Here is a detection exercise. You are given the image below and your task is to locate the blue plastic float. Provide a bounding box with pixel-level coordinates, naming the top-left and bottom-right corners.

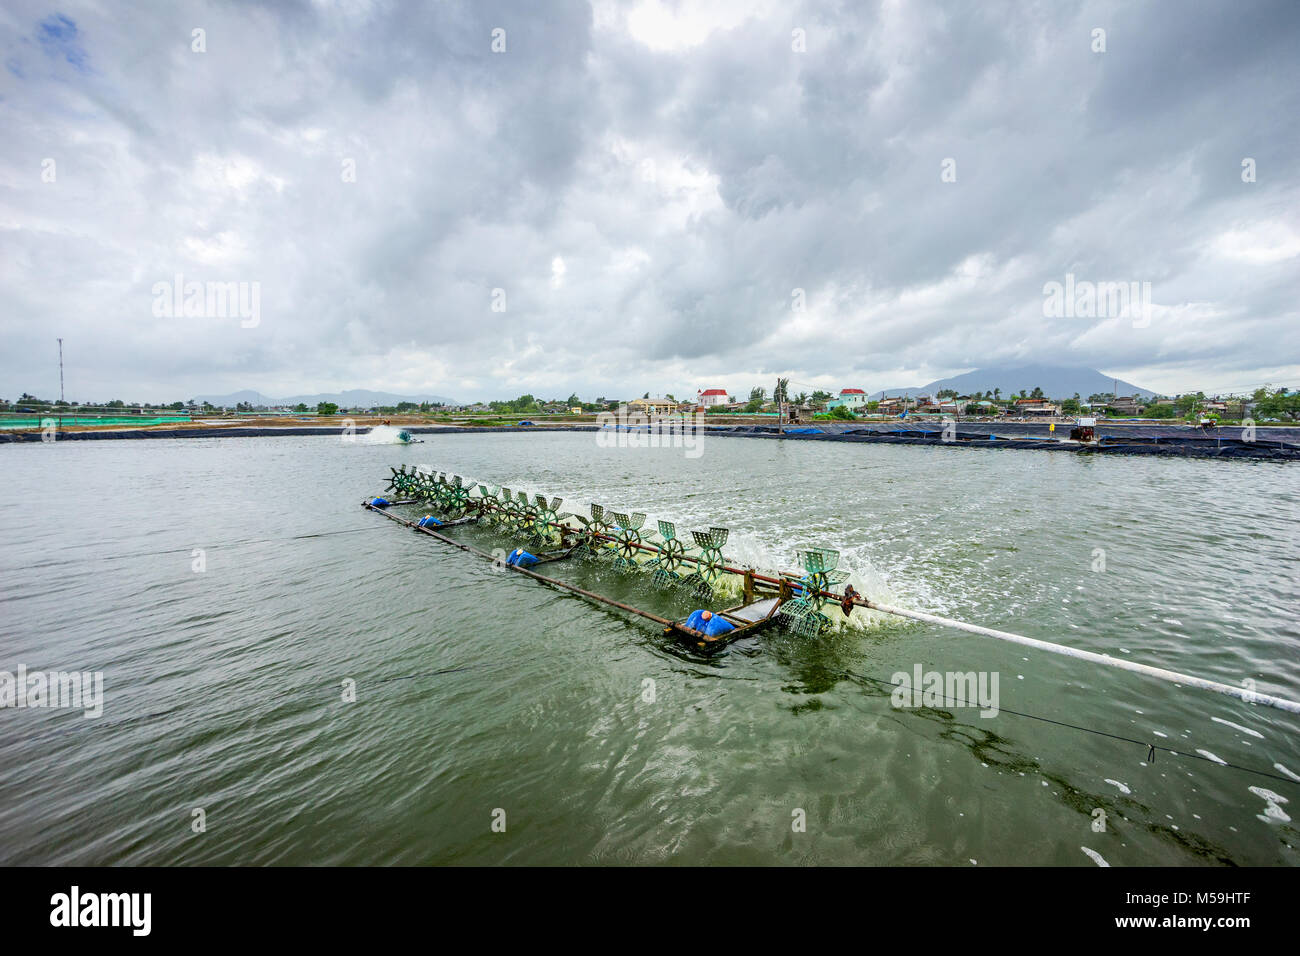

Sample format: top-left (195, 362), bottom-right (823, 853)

top-left (684, 609), bottom-right (735, 636)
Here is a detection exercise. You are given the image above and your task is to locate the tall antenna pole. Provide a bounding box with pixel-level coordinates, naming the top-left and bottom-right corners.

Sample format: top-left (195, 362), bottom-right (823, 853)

top-left (58, 337), bottom-right (64, 403)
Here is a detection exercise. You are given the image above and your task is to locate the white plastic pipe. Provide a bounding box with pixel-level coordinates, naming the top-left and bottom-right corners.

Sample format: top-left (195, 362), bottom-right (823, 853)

top-left (861, 599), bottom-right (1300, 715)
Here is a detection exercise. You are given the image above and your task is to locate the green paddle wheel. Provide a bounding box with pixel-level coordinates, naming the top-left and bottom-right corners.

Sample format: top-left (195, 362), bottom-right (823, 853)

top-left (682, 527), bottom-right (729, 599)
top-left (610, 512), bottom-right (647, 571)
top-left (418, 468), bottom-right (446, 503)
top-left (414, 470), bottom-right (439, 505)
top-left (411, 470), bottom-right (438, 505)
top-left (571, 504), bottom-right (614, 560)
top-left (477, 485), bottom-right (502, 525)
top-left (645, 520), bottom-right (688, 588)
top-left (375, 466), bottom-right (861, 642)
top-left (498, 489), bottom-right (525, 531)
top-left (779, 548), bottom-right (849, 637)
top-left (434, 472), bottom-right (455, 510)
top-left (385, 465), bottom-right (421, 498)
top-left (529, 495), bottom-right (570, 547)
top-left (442, 475), bottom-right (472, 517)
top-left (513, 494), bottom-right (541, 539)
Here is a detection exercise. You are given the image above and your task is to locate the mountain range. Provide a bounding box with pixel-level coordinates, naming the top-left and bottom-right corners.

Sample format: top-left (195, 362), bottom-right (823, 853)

top-left (192, 388), bottom-right (459, 408)
top-left (871, 364), bottom-right (1155, 400)
top-left (190, 366), bottom-right (1151, 408)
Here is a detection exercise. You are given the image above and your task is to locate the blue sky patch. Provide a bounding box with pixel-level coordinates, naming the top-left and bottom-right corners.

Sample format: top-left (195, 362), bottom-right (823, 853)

top-left (38, 13), bottom-right (89, 72)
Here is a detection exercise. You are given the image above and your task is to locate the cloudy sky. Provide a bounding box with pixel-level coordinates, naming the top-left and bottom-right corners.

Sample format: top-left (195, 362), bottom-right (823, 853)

top-left (2, 0), bottom-right (1298, 403)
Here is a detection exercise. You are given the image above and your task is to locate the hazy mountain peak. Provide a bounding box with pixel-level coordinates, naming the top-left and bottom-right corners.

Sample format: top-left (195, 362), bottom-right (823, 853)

top-left (193, 388), bottom-right (459, 407)
top-left (873, 365), bottom-right (1154, 400)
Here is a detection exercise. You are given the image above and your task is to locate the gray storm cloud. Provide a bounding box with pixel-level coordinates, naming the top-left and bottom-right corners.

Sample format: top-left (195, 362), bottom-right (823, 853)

top-left (0, 0), bottom-right (1297, 402)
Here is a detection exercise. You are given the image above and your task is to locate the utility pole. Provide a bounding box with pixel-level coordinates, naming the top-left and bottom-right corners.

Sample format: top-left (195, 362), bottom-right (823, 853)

top-left (58, 337), bottom-right (65, 403)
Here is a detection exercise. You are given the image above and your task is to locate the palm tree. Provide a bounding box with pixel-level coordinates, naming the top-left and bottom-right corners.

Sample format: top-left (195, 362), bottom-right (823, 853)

top-left (774, 377), bottom-right (790, 431)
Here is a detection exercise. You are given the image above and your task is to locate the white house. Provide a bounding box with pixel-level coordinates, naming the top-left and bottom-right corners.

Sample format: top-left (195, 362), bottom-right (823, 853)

top-left (698, 388), bottom-right (729, 408)
top-left (826, 388), bottom-right (868, 410)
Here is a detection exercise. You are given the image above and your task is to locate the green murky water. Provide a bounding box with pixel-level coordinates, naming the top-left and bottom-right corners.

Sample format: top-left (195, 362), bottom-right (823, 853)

top-left (1, 431), bottom-right (1297, 864)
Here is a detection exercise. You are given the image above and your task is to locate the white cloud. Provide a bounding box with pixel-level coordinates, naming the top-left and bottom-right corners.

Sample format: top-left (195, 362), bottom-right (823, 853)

top-left (181, 231), bottom-right (248, 265)
top-left (0, 0), bottom-right (1297, 403)
top-left (600, 0), bottom-right (779, 53)
top-left (1213, 222), bottom-right (1300, 264)
top-left (192, 153), bottom-right (287, 196)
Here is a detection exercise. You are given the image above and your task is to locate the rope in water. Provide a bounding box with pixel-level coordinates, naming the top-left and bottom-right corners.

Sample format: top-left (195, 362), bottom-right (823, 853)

top-left (375, 495), bottom-right (1300, 715)
top-left (840, 670), bottom-right (1299, 787)
top-left (852, 600), bottom-right (1300, 715)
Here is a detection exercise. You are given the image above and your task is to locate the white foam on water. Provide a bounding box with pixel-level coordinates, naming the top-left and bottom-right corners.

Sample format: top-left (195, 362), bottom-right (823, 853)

top-left (1273, 763), bottom-right (1300, 782)
top-left (1080, 846), bottom-right (1110, 867)
top-left (1211, 716), bottom-right (1264, 739)
top-left (1196, 749), bottom-right (1227, 765)
top-left (1249, 785), bottom-right (1289, 805)
top-left (1249, 786), bottom-right (1291, 824)
top-left (361, 425), bottom-right (412, 444)
top-left (1104, 779), bottom-right (1131, 795)
top-left (490, 493), bottom-right (906, 631)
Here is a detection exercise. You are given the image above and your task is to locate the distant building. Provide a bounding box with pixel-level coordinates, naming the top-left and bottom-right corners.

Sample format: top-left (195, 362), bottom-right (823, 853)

top-left (697, 388), bottom-right (729, 407)
top-left (877, 397), bottom-right (906, 414)
top-left (627, 398), bottom-right (678, 415)
top-left (1020, 403), bottom-right (1061, 417)
top-left (826, 388), bottom-right (868, 411)
top-left (917, 401), bottom-right (961, 414)
top-left (1107, 395), bottom-right (1144, 416)
top-left (1011, 397), bottom-right (1061, 416)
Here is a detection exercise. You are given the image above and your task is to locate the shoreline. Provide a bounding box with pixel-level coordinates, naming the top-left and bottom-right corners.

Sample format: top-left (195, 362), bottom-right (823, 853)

top-left (3, 420), bottom-right (1297, 459)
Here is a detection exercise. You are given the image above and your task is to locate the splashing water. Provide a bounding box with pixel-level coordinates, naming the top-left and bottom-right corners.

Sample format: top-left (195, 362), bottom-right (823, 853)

top-left (486, 484), bottom-right (905, 632)
top-left (361, 425), bottom-right (413, 445)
